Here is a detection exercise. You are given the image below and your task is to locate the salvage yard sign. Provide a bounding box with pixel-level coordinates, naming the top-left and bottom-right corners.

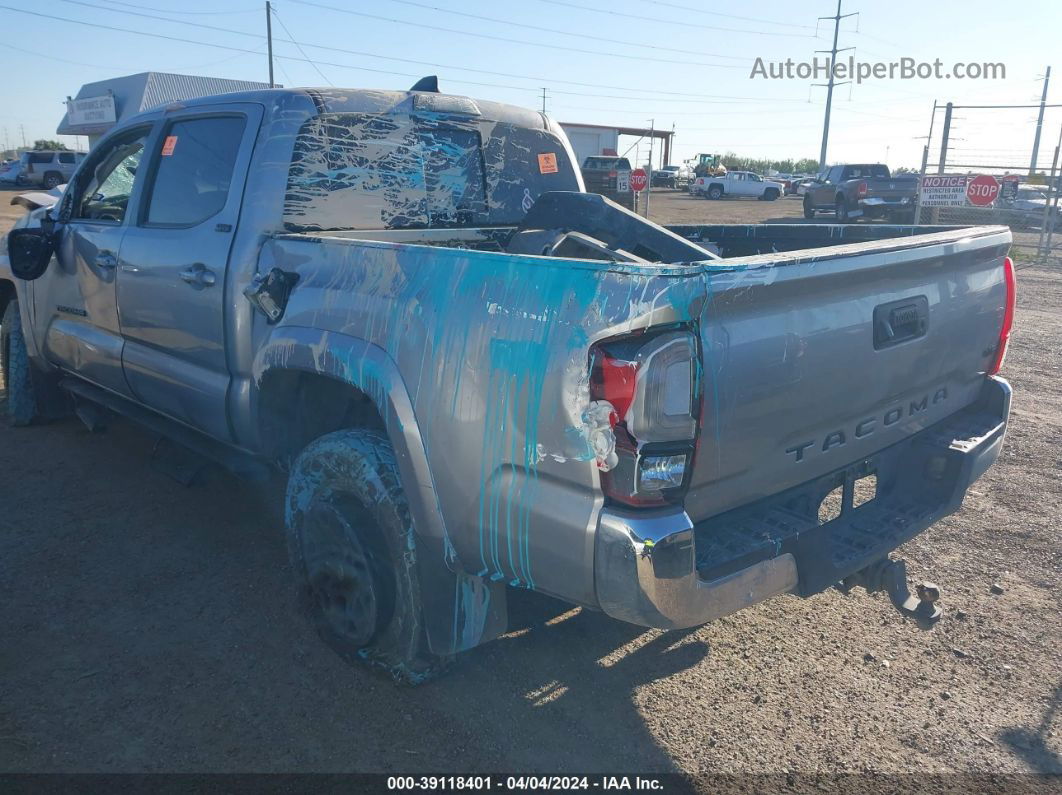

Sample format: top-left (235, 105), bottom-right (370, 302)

top-left (919, 174), bottom-right (1020, 207)
top-left (65, 94), bottom-right (116, 127)
top-left (919, 175), bottom-right (969, 206)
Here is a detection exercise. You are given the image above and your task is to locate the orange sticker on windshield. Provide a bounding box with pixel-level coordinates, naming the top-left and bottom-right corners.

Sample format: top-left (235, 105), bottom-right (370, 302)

top-left (538, 152), bottom-right (558, 174)
top-left (161, 136), bottom-right (178, 156)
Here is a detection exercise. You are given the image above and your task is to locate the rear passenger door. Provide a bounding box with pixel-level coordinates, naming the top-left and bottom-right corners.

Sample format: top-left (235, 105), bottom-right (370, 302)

top-left (116, 104), bottom-right (262, 440)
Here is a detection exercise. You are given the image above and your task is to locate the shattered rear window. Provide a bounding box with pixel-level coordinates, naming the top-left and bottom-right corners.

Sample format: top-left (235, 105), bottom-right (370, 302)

top-left (283, 112), bottom-right (578, 232)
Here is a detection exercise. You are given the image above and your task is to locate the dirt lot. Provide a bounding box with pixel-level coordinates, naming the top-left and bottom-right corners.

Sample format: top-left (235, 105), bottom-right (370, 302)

top-left (1, 188), bottom-right (1059, 776)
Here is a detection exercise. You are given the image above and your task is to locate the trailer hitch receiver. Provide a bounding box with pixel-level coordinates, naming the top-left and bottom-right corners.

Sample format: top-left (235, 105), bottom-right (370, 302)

top-left (839, 558), bottom-right (943, 623)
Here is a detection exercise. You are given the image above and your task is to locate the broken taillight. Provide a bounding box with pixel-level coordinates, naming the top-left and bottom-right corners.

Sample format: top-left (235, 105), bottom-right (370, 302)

top-left (856, 180), bottom-right (868, 198)
top-left (988, 256), bottom-right (1016, 375)
top-left (589, 330), bottom-right (699, 508)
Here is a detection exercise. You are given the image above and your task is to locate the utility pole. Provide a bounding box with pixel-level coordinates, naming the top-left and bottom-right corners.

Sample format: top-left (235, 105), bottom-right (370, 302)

top-left (937, 102), bottom-right (953, 174)
top-left (645, 118), bottom-right (655, 218)
top-left (19, 125), bottom-right (26, 148)
top-left (815, 0), bottom-right (857, 170)
top-left (1030, 66), bottom-right (1051, 177)
top-left (541, 88), bottom-right (548, 114)
top-left (266, 1), bottom-right (275, 89)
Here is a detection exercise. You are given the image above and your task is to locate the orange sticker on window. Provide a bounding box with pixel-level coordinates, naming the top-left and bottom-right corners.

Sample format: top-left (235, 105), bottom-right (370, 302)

top-left (538, 152), bottom-right (558, 174)
top-left (161, 136), bottom-right (178, 156)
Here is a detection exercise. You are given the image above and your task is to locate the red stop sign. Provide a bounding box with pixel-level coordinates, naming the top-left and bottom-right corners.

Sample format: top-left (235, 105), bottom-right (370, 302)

top-left (966, 174), bottom-right (1000, 206)
top-left (630, 168), bottom-right (648, 192)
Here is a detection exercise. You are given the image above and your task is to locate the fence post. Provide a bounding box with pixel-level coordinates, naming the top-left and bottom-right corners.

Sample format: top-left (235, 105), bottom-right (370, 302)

top-left (1037, 124), bottom-right (1062, 262)
top-left (915, 144), bottom-right (929, 225)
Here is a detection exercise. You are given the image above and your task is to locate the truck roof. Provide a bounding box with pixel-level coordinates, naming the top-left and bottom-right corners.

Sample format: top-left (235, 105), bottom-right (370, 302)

top-left (134, 86), bottom-right (548, 129)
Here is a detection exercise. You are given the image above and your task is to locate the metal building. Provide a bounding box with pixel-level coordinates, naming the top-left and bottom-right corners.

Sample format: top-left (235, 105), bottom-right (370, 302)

top-left (57, 72), bottom-right (273, 147)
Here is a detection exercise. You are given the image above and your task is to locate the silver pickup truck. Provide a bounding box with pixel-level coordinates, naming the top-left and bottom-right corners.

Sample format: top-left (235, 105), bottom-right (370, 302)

top-left (0, 85), bottom-right (1015, 681)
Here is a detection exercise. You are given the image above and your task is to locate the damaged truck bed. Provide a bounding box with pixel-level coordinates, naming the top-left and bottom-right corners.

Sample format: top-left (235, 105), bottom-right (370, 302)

top-left (0, 84), bottom-right (1014, 680)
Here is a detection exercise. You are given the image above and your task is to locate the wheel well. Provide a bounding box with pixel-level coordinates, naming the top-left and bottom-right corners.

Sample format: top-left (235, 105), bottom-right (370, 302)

top-left (836, 193), bottom-right (847, 204)
top-left (0, 280), bottom-right (14, 321)
top-left (257, 369), bottom-right (387, 467)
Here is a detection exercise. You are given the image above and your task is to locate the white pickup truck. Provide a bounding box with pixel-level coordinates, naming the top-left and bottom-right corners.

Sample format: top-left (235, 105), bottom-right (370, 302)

top-left (691, 171), bottom-right (784, 201)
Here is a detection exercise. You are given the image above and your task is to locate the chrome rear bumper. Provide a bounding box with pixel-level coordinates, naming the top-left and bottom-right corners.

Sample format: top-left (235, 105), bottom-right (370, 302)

top-left (594, 377), bottom-right (1010, 630)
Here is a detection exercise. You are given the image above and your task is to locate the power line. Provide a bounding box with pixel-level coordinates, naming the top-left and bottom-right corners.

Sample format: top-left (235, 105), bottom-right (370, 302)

top-left (535, 0), bottom-right (816, 37)
top-left (0, 36), bottom-right (263, 73)
top-left (285, 0), bottom-right (748, 67)
top-left (95, 0), bottom-right (259, 13)
top-left (0, 5), bottom-right (754, 102)
top-left (270, 6), bottom-right (333, 86)
top-left (640, 0), bottom-right (818, 30)
top-left (375, 0), bottom-right (750, 61)
top-left (51, 0), bottom-right (766, 94)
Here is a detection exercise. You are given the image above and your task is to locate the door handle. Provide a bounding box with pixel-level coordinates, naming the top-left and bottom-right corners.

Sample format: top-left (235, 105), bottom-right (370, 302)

top-left (94, 251), bottom-right (117, 269)
top-left (179, 263), bottom-right (216, 288)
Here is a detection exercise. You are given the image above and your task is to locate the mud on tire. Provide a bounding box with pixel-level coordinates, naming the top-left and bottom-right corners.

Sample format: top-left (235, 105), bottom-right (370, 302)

top-left (285, 429), bottom-right (446, 683)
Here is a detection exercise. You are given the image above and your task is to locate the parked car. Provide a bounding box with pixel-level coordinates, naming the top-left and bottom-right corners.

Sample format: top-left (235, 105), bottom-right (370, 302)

top-left (652, 165), bottom-right (684, 188)
top-left (694, 170), bottom-right (784, 200)
top-left (792, 177), bottom-right (818, 196)
top-left (580, 155), bottom-right (633, 209)
top-left (14, 150), bottom-right (86, 190)
top-left (1, 84), bottom-right (1015, 679)
top-left (0, 159), bottom-right (22, 184)
top-left (803, 164), bottom-right (919, 223)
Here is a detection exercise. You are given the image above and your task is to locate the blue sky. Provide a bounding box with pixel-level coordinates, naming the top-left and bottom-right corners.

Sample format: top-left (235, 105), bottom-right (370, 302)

top-left (0, 0), bottom-right (1058, 171)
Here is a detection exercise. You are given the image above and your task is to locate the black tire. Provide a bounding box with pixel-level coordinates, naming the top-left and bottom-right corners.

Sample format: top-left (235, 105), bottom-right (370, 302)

top-left (803, 196), bottom-right (816, 219)
top-left (835, 197), bottom-right (851, 223)
top-left (764, 188), bottom-right (780, 201)
top-left (707, 185), bottom-right (723, 200)
top-left (42, 172), bottom-right (63, 190)
top-left (2, 301), bottom-right (41, 426)
top-left (285, 429), bottom-right (445, 682)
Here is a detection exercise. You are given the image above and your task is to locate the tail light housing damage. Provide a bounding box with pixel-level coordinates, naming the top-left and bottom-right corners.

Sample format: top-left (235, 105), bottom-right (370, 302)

top-left (988, 256), bottom-right (1016, 375)
top-left (589, 329), bottom-right (700, 508)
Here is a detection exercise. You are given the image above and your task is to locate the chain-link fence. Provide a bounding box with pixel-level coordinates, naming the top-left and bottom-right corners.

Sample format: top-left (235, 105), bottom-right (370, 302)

top-left (915, 102), bottom-right (1062, 264)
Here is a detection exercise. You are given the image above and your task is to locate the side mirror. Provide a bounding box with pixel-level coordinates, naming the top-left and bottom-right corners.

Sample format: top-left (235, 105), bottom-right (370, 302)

top-left (8, 227), bottom-right (57, 281)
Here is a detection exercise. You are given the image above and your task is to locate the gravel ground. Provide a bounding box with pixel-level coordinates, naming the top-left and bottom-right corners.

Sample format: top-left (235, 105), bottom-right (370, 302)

top-left (1, 188), bottom-right (1059, 776)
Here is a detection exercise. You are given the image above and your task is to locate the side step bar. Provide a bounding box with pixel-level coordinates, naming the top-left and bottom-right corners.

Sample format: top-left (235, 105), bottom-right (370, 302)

top-left (59, 378), bottom-right (271, 482)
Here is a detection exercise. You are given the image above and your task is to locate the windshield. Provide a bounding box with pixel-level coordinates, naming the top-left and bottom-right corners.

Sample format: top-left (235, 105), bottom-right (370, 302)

top-left (584, 157), bottom-right (631, 170)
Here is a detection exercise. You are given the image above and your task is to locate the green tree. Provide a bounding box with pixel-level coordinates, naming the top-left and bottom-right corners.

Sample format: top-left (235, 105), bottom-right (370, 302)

top-left (32, 139), bottom-right (69, 151)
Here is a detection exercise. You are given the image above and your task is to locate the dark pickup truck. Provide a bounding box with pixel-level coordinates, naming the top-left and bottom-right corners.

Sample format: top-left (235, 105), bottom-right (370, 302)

top-left (580, 155), bottom-right (634, 209)
top-left (804, 164), bottom-right (919, 223)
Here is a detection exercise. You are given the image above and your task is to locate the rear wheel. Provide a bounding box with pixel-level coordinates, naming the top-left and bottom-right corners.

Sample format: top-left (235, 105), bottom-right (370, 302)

top-left (285, 429), bottom-right (446, 682)
top-left (707, 186), bottom-right (723, 200)
top-left (764, 188), bottom-right (780, 201)
top-left (835, 198), bottom-right (851, 223)
top-left (803, 196), bottom-right (815, 219)
top-left (42, 172), bottom-right (63, 190)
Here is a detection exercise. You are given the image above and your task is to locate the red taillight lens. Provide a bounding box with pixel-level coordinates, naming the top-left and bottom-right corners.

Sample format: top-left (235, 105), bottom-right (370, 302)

top-left (592, 355), bottom-right (638, 426)
top-left (857, 180), bottom-right (868, 198)
top-left (589, 331), bottom-right (699, 508)
top-left (608, 170), bottom-right (618, 178)
top-left (988, 256), bottom-right (1016, 375)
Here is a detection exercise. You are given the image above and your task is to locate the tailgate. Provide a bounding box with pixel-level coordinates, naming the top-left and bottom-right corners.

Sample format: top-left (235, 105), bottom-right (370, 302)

top-left (683, 227), bottom-right (1011, 523)
top-left (865, 177), bottom-right (918, 201)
